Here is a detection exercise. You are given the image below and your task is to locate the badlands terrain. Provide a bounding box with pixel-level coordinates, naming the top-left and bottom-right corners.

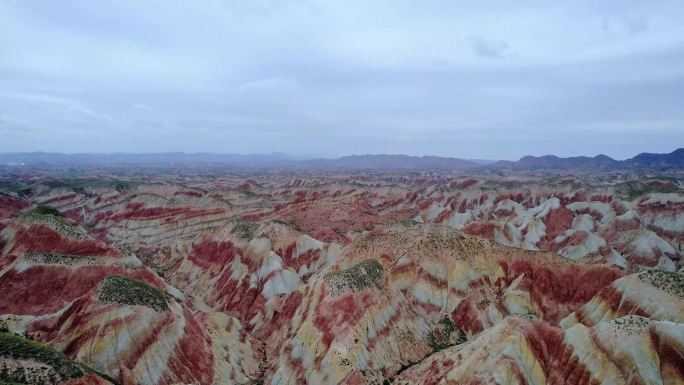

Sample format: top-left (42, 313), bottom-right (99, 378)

top-left (0, 161), bottom-right (682, 385)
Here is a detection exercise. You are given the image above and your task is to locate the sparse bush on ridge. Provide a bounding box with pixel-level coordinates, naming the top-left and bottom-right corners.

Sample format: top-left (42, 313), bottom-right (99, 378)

top-left (24, 205), bottom-right (63, 218)
top-left (97, 275), bottom-right (170, 312)
top-left (232, 219), bottom-right (259, 240)
top-left (636, 269), bottom-right (684, 298)
top-left (0, 332), bottom-right (84, 384)
top-left (324, 259), bottom-right (384, 292)
top-left (0, 332), bottom-right (118, 385)
top-left (21, 252), bottom-right (96, 265)
top-left (427, 316), bottom-right (467, 351)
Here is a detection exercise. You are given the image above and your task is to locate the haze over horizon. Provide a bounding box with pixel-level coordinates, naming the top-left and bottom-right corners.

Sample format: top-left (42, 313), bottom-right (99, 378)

top-left (1, 148), bottom-right (683, 163)
top-left (2, 1), bottom-right (684, 160)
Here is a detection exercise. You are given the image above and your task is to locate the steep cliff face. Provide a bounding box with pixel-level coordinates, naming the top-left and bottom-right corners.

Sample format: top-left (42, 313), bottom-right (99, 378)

top-left (0, 173), bottom-right (681, 385)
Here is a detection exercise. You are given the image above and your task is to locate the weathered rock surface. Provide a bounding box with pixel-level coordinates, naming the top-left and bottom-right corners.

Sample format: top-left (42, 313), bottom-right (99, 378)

top-left (0, 171), bottom-right (681, 384)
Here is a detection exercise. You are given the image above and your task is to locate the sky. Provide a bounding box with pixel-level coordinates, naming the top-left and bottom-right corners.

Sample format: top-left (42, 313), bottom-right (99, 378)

top-left (1, 1), bottom-right (683, 160)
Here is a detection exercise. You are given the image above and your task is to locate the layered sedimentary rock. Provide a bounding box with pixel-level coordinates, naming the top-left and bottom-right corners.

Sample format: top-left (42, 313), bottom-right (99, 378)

top-left (0, 210), bottom-right (258, 385)
top-left (0, 171), bottom-right (681, 384)
top-left (395, 268), bottom-right (684, 385)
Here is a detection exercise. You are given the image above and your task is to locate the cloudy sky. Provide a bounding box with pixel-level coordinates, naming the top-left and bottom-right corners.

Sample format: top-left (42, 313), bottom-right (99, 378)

top-left (1, 1), bottom-right (683, 160)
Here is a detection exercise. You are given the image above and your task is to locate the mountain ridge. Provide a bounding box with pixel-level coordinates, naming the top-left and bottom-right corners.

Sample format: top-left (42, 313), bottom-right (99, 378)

top-left (0, 148), bottom-right (681, 170)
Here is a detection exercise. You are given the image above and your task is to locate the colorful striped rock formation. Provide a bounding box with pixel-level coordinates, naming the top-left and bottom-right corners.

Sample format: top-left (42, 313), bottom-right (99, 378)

top-left (0, 171), bottom-right (681, 384)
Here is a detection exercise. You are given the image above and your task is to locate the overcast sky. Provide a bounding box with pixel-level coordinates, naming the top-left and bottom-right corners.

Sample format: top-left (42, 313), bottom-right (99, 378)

top-left (1, 1), bottom-right (683, 160)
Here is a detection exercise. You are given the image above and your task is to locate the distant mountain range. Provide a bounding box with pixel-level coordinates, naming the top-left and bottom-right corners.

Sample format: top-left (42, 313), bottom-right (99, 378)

top-left (492, 148), bottom-right (683, 171)
top-left (305, 154), bottom-right (480, 170)
top-left (626, 148), bottom-right (684, 169)
top-left (0, 148), bottom-right (682, 171)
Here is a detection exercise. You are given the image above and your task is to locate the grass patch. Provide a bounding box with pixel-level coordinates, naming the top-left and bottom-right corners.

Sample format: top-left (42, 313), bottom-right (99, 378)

top-left (427, 316), bottom-right (466, 351)
top-left (97, 275), bottom-right (170, 312)
top-left (324, 259), bottom-right (384, 292)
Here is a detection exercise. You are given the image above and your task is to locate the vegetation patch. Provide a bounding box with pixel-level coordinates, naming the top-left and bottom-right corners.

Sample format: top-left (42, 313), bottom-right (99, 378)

top-left (18, 206), bottom-right (89, 240)
top-left (324, 259), bottom-right (384, 292)
top-left (25, 205), bottom-right (63, 218)
top-left (41, 179), bottom-right (138, 193)
top-left (232, 219), bottom-right (259, 240)
top-left (609, 316), bottom-right (650, 335)
top-left (21, 252), bottom-right (97, 265)
top-left (269, 219), bottom-right (302, 231)
top-left (19, 205), bottom-right (70, 225)
top-left (0, 332), bottom-right (117, 385)
top-left (427, 316), bottom-right (466, 351)
top-left (615, 180), bottom-right (681, 200)
top-left (40, 181), bottom-right (73, 189)
top-left (0, 332), bottom-right (84, 384)
top-left (114, 181), bottom-right (135, 193)
top-left (0, 181), bottom-right (30, 194)
top-left (270, 218), bottom-right (291, 226)
top-left (71, 186), bottom-right (91, 197)
top-left (97, 275), bottom-right (170, 312)
top-left (636, 269), bottom-right (684, 298)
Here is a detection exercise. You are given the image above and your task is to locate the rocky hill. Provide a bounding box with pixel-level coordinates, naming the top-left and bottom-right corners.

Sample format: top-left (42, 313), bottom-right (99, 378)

top-left (0, 168), bottom-right (681, 385)
top-left (493, 148), bottom-right (684, 171)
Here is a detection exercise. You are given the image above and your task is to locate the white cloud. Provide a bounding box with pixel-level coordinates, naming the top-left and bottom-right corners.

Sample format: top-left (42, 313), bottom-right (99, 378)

top-left (0, 0), bottom-right (683, 158)
top-left (133, 103), bottom-right (152, 111)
